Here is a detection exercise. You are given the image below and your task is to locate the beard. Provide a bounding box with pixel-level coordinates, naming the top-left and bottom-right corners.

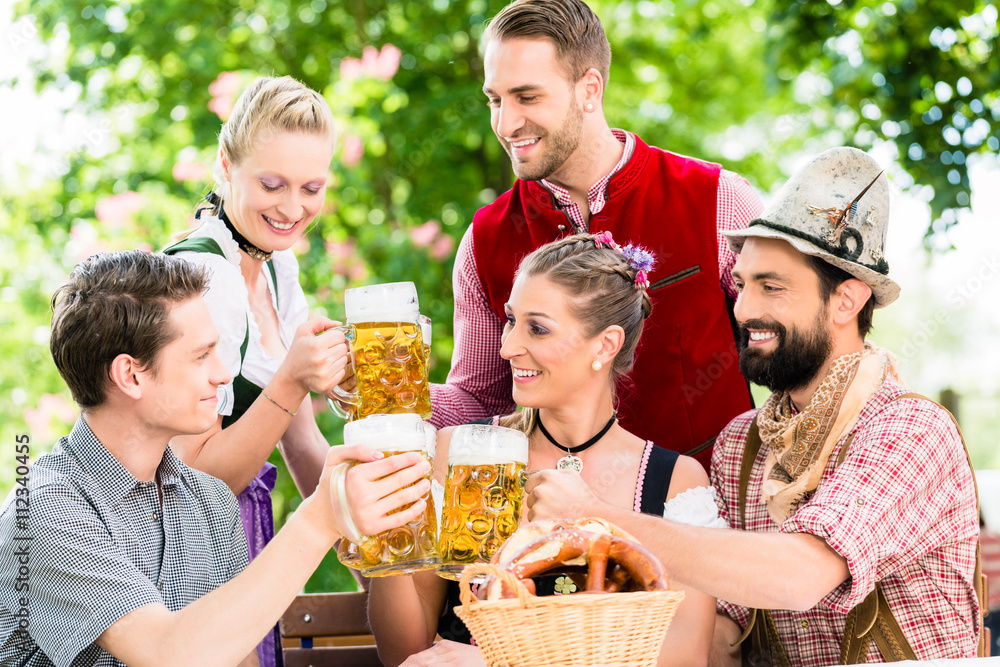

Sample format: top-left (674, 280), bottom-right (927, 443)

top-left (738, 313), bottom-right (833, 393)
top-left (503, 100), bottom-right (584, 181)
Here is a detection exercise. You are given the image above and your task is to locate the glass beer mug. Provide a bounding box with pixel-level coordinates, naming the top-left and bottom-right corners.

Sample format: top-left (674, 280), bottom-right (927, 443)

top-left (437, 424), bottom-right (529, 580)
top-left (328, 281), bottom-right (432, 421)
top-left (335, 413), bottom-right (440, 577)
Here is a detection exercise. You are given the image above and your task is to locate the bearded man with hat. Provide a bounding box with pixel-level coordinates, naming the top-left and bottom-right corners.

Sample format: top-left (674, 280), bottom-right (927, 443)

top-left (526, 147), bottom-right (986, 664)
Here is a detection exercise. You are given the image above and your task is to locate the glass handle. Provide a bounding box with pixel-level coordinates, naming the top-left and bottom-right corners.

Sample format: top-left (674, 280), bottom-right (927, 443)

top-left (327, 324), bottom-right (359, 418)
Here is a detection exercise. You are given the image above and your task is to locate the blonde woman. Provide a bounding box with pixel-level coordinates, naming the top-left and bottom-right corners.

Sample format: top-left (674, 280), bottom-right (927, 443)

top-left (164, 75), bottom-right (349, 666)
top-left (369, 233), bottom-right (725, 667)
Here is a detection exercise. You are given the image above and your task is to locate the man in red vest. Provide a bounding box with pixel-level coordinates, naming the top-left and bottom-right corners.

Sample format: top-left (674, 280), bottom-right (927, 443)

top-left (429, 0), bottom-right (763, 467)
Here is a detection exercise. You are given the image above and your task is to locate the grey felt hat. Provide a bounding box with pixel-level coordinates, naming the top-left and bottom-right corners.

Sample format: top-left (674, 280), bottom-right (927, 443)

top-left (723, 146), bottom-right (900, 307)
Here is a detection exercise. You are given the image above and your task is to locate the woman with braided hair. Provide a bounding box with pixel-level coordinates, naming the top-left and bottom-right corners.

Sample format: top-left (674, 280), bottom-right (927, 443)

top-left (369, 232), bottom-right (723, 667)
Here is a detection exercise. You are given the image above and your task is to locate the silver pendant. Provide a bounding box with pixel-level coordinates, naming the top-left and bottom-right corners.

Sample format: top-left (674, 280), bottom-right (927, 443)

top-left (557, 454), bottom-right (583, 472)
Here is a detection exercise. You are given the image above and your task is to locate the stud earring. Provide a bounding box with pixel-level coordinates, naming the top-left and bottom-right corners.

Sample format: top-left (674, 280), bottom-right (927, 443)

top-left (592, 360), bottom-right (602, 371)
top-left (586, 103), bottom-right (594, 111)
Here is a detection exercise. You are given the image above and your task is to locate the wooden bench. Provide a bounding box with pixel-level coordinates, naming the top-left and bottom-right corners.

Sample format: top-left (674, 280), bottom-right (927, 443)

top-left (280, 592), bottom-right (383, 667)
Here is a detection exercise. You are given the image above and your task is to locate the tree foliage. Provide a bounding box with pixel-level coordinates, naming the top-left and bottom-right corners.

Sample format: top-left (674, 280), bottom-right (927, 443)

top-left (769, 0), bottom-right (999, 241)
top-left (3, 0), bottom-right (996, 590)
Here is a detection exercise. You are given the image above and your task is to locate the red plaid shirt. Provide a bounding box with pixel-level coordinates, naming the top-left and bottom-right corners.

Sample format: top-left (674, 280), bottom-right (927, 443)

top-left (711, 380), bottom-right (981, 664)
top-left (428, 130), bottom-right (761, 427)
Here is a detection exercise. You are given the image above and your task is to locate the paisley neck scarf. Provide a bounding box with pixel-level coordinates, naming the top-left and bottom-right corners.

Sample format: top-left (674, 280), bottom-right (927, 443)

top-left (756, 343), bottom-right (903, 524)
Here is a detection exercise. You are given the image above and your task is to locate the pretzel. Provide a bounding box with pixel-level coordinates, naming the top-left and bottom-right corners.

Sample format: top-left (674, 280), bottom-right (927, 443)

top-left (490, 517), bottom-right (638, 569)
top-left (487, 525), bottom-right (668, 599)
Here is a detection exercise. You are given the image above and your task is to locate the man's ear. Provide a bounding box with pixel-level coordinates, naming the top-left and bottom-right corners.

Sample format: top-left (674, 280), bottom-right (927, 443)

top-left (831, 278), bottom-right (873, 327)
top-left (108, 354), bottom-right (145, 400)
top-left (579, 67), bottom-right (605, 110)
top-left (594, 325), bottom-right (625, 365)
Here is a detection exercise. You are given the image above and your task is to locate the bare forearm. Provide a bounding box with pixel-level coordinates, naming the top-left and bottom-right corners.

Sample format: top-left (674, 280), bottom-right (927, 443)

top-left (368, 573), bottom-right (440, 666)
top-left (180, 371), bottom-right (307, 493)
top-left (591, 505), bottom-right (847, 611)
top-left (708, 612), bottom-right (742, 667)
top-left (236, 651), bottom-right (260, 667)
top-left (656, 584), bottom-right (714, 667)
top-left (276, 400), bottom-right (329, 497)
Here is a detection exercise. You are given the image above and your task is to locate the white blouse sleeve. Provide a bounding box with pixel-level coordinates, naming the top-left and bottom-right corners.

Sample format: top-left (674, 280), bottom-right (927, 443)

top-left (663, 486), bottom-right (730, 529)
top-left (174, 250), bottom-right (248, 418)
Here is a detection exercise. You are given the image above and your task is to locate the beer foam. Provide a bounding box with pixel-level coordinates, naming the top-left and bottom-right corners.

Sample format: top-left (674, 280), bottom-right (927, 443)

top-left (344, 414), bottom-right (434, 455)
top-left (349, 313), bottom-right (421, 327)
top-left (348, 431), bottom-right (429, 454)
top-left (448, 453), bottom-right (525, 466)
top-left (345, 282), bottom-right (419, 323)
top-left (450, 424), bottom-right (529, 462)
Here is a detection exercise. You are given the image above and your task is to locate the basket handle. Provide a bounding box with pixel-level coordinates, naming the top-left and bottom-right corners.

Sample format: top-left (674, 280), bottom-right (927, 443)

top-left (458, 563), bottom-right (531, 607)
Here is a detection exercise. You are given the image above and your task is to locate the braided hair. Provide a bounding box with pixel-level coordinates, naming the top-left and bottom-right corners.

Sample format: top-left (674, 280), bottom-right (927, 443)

top-left (499, 233), bottom-right (653, 434)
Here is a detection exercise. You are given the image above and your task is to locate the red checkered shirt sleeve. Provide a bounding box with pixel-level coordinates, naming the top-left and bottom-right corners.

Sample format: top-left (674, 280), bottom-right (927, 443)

top-left (716, 170), bottom-right (762, 302)
top-left (428, 227), bottom-right (516, 428)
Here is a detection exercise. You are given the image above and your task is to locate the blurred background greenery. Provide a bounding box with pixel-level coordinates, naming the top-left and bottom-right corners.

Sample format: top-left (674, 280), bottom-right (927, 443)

top-left (2, 0), bottom-right (998, 591)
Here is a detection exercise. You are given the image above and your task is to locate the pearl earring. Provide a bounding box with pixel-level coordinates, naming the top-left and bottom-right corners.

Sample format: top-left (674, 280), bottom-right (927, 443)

top-left (586, 103), bottom-right (594, 111)
top-left (592, 360), bottom-right (603, 371)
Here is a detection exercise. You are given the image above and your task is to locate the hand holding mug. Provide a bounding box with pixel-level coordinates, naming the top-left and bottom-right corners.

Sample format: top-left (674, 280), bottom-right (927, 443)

top-left (334, 414), bottom-right (441, 576)
top-left (306, 443), bottom-right (382, 546)
top-left (281, 316), bottom-right (351, 396)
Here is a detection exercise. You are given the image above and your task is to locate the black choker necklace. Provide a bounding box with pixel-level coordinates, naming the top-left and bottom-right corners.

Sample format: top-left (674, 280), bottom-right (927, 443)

top-left (537, 412), bottom-right (617, 473)
top-left (218, 206), bottom-right (273, 262)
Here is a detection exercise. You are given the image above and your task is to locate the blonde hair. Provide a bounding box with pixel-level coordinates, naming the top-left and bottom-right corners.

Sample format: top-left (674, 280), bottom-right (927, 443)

top-left (208, 75), bottom-right (336, 206)
top-left (498, 233), bottom-right (653, 435)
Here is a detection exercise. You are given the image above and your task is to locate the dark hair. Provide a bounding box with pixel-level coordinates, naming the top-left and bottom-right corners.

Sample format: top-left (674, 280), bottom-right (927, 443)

top-left (50, 250), bottom-right (208, 408)
top-left (499, 233), bottom-right (652, 433)
top-left (485, 0), bottom-right (612, 86)
top-left (804, 254), bottom-right (876, 337)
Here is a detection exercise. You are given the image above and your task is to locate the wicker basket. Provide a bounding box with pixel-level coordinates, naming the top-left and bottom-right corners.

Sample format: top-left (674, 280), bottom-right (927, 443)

top-left (454, 563), bottom-right (685, 666)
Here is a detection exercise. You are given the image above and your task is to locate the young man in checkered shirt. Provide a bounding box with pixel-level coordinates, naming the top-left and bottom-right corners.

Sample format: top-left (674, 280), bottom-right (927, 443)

top-left (0, 251), bottom-right (431, 666)
top-left (428, 0), bottom-right (763, 470)
top-left (526, 148), bottom-right (981, 664)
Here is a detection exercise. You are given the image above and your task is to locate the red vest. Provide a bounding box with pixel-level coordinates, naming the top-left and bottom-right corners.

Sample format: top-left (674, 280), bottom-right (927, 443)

top-left (472, 135), bottom-right (751, 468)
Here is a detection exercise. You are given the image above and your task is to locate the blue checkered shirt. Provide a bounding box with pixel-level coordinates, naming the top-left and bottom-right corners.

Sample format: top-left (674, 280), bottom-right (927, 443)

top-left (0, 417), bottom-right (249, 666)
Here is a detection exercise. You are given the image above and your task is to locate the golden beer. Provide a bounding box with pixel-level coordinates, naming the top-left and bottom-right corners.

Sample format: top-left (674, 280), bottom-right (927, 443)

top-left (336, 414), bottom-right (440, 577)
top-left (438, 459), bottom-right (527, 579)
top-left (436, 424), bottom-right (529, 580)
top-left (351, 321), bottom-right (431, 420)
top-left (328, 282), bottom-right (433, 421)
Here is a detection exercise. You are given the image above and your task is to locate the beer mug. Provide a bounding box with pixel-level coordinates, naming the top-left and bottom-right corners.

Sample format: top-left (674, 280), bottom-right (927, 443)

top-left (328, 282), bottom-right (432, 421)
top-left (334, 413), bottom-right (440, 577)
top-left (437, 424), bottom-right (529, 580)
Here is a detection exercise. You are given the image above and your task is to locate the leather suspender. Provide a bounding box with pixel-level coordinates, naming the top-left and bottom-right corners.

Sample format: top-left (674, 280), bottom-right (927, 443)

top-left (733, 393), bottom-right (986, 663)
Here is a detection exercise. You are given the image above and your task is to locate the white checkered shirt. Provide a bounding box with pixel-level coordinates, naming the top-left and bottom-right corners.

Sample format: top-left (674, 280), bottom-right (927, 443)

top-left (711, 380), bottom-right (981, 664)
top-left (428, 129), bottom-right (762, 427)
top-left (0, 418), bottom-right (249, 666)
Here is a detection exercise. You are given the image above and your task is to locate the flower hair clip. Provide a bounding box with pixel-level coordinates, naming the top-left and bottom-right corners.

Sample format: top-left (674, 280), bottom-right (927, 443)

top-left (593, 230), bottom-right (618, 249)
top-left (593, 231), bottom-right (656, 289)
